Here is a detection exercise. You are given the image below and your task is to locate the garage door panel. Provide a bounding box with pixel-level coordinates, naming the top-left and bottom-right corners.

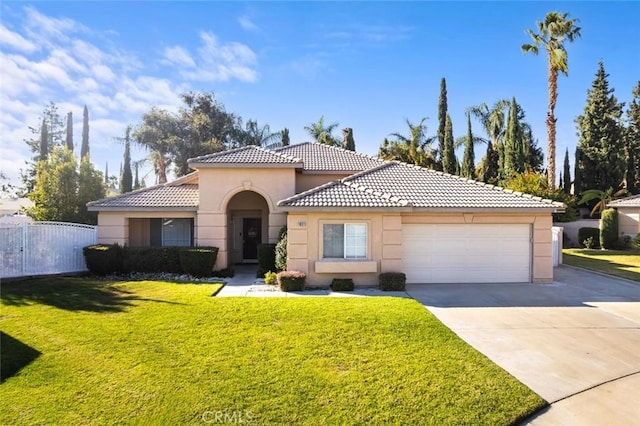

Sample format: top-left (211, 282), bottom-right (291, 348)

top-left (401, 224), bottom-right (531, 283)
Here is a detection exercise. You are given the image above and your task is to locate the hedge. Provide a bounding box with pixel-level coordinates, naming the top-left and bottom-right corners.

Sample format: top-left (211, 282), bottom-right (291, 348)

top-left (83, 244), bottom-right (123, 276)
top-left (179, 247), bottom-right (219, 277)
top-left (330, 278), bottom-right (354, 292)
top-left (257, 243), bottom-right (276, 277)
top-left (578, 227), bottom-right (600, 249)
top-left (600, 208), bottom-right (618, 249)
top-left (379, 272), bottom-right (406, 291)
top-left (277, 271), bottom-right (306, 292)
top-left (122, 247), bottom-right (183, 273)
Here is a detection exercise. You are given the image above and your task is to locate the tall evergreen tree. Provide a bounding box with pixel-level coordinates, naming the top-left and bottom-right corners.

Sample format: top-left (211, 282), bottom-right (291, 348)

top-left (39, 119), bottom-right (48, 161)
top-left (281, 127), bottom-right (290, 146)
top-left (442, 114), bottom-right (456, 174)
top-left (77, 156), bottom-right (106, 225)
top-left (625, 82), bottom-right (640, 193)
top-left (342, 128), bottom-right (356, 151)
top-left (575, 61), bottom-right (624, 193)
top-left (104, 162), bottom-right (109, 184)
top-left (574, 146), bottom-right (582, 195)
top-left (522, 11), bottom-right (581, 189)
top-left (461, 112), bottom-right (475, 179)
top-left (66, 111), bottom-right (73, 151)
top-left (563, 147), bottom-right (571, 194)
top-left (437, 77), bottom-right (448, 168)
top-left (81, 105), bottom-right (90, 159)
top-left (120, 126), bottom-right (133, 193)
top-left (503, 97), bottom-right (525, 177)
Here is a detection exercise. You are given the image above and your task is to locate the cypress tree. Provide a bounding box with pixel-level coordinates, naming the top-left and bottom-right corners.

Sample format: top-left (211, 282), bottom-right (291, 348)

top-left (563, 147), bottom-right (571, 194)
top-left (437, 78), bottom-right (448, 168)
top-left (81, 105), bottom-right (90, 159)
top-left (134, 163), bottom-right (140, 190)
top-left (461, 112), bottom-right (475, 179)
top-left (39, 118), bottom-right (48, 161)
top-left (105, 162), bottom-right (109, 184)
top-left (66, 112), bottom-right (74, 151)
top-left (559, 173), bottom-right (564, 190)
top-left (342, 127), bottom-right (356, 151)
top-left (504, 97), bottom-right (525, 177)
top-left (625, 82), bottom-right (640, 194)
top-left (442, 114), bottom-right (456, 174)
top-left (574, 147), bottom-right (582, 195)
top-left (121, 126), bottom-right (133, 193)
top-left (281, 127), bottom-right (290, 147)
top-left (575, 61), bottom-right (624, 192)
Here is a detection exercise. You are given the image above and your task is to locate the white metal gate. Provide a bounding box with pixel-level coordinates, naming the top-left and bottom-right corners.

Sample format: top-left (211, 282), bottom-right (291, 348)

top-left (0, 222), bottom-right (97, 278)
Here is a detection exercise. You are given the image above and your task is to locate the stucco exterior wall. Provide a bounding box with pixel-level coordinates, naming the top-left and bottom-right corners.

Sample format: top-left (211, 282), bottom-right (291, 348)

top-left (96, 211), bottom-right (197, 246)
top-left (617, 207), bottom-right (639, 236)
top-left (196, 167), bottom-right (295, 268)
top-left (295, 173), bottom-right (352, 193)
top-left (286, 211), bottom-right (555, 286)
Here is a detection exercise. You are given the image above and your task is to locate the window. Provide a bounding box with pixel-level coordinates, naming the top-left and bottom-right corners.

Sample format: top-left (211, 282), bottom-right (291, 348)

top-left (150, 218), bottom-right (193, 247)
top-left (322, 223), bottom-right (367, 259)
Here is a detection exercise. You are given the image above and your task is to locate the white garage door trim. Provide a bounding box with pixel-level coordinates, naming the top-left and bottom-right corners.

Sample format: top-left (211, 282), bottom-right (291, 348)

top-left (401, 224), bottom-right (531, 284)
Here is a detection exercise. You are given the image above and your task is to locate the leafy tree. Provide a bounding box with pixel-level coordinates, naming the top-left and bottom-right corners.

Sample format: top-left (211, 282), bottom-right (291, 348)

top-left (66, 112), bottom-right (73, 151)
top-left (624, 81), bottom-right (640, 193)
top-left (304, 116), bottom-right (340, 146)
top-left (442, 115), bottom-right (457, 174)
top-left (133, 107), bottom-right (179, 184)
top-left (575, 61), bottom-right (625, 194)
top-left (522, 11), bottom-right (581, 189)
top-left (77, 156), bottom-right (106, 224)
top-left (120, 126), bottom-right (133, 193)
top-left (506, 171), bottom-right (578, 222)
top-left (342, 128), bottom-right (356, 151)
top-left (379, 118), bottom-right (436, 168)
top-left (81, 105), bottom-right (90, 159)
top-left (461, 112), bottom-right (475, 178)
top-left (578, 187), bottom-right (627, 217)
top-left (27, 147), bottom-right (79, 222)
top-left (437, 77), bottom-right (448, 168)
top-left (281, 127), bottom-right (290, 147)
top-left (563, 148), bottom-right (571, 194)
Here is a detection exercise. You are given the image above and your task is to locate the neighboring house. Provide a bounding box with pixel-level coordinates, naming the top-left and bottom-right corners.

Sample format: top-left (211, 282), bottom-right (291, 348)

top-left (607, 194), bottom-right (640, 237)
top-left (0, 197), bottom-right (33, 224)
top-left (87, 142), bottom-right (564, 285)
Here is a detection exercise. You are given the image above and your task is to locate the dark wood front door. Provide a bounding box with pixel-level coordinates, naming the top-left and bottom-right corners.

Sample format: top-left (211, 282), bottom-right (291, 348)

top-left (242, 218), bottom-right (261, 260)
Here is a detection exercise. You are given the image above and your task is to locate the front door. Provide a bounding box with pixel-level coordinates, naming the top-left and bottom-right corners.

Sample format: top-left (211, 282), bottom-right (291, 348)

top-left (242, 218), bottom-right (261, 260)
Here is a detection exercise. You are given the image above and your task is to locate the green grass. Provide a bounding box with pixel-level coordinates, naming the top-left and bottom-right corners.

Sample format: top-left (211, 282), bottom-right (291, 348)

top-left (563, 249), bottom-right (640, 282)
top-left (1, 277), bottom-right (545, 425)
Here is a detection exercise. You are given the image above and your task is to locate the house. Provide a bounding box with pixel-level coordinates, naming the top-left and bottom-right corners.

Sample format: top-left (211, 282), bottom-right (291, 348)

top-left (87, 142), bottom-right (564, 285)
top-left (607, 194), bottom-right (640, 237)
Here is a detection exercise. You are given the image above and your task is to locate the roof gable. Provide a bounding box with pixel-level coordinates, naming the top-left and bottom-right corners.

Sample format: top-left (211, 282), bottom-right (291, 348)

top-left (608, 194), bottom-right (640, 207)
top-left (87, 183), bottom-right (199, 210)
top-left (188, 145), bottom-right (302, 167)
top-left (275, 142), bottom-right (384, 172)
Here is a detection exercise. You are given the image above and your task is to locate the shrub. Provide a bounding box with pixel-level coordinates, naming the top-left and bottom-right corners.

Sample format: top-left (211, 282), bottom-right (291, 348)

top-left (379, 272), bottom-right (406, 291)
top-left (264, 271), bottom-right (277, 285)
top-left (275, 227), bottom-right (287, 272)
top-left (122, 247), bottom-right (183, 273)
top-left (583, 236), bottom-right (595, 249)
top-left (616, 235), bottom-right (632, 250)
top-left (330, 278), bottom-right (354, 291)
top-left (179, 247), bottom-right (219, 277)
top-left (212, 267), bottom-right (235, 278)
top-left (83, 244), bottom-right (123, 276)
top-left (600, 208), bottom-right (618, 249)
top-left (277, 271), bottom-right (306, 292)
top-left (256, 243), bottom-right (276, 277)
top-left (578, 227), bottom-right (600, 249)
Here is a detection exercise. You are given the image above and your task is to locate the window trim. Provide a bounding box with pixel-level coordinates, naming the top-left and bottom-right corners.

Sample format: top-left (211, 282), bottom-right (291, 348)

top-left (321, 221), bottom-right (369, 260)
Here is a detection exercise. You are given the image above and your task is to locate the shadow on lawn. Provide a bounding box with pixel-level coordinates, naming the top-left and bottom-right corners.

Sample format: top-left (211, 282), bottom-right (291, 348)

top-left (0, 331), bottom-right (41, 383)
top-left (0, 277), bottom-right (184, 312)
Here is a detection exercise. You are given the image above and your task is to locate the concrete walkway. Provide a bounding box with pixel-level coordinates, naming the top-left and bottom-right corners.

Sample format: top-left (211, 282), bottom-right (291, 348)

top-left (406, 266), bottom-right (640, 425)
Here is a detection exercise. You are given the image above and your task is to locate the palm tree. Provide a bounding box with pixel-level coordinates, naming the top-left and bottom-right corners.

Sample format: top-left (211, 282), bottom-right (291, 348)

top-left (304, 116), bottom-right (340, 146)
top-left (381, 118), bottom-right (436, 168)
top-left (578, 188), bottom-right (627, 217)
top-left (522, 11), bottom-right (581, 189)
top-left (468, 100), bottom-right (509, 149)
top-left (240, 119), bottom-right (282, 149)
top-left (133, 107), bottom-right (179, 185)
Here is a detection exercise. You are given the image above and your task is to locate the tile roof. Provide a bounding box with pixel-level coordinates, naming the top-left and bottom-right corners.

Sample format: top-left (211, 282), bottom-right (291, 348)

top-left (608, 194), bottom-right (640, 207)
top-left (87, 184), bottom-right (199, 210)
top-left (275, 142), bottom-right (384, 171)
top-left (278, 162), bottom-right (564, 210)
top-left (188, 145), bottom-right (301, 166)
top-left (278, 180), bottom-right (408, 208)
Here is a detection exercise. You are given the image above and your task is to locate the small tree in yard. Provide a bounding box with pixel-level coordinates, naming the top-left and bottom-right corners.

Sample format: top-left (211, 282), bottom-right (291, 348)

top-left (600, 208), bottom-right (618, 249)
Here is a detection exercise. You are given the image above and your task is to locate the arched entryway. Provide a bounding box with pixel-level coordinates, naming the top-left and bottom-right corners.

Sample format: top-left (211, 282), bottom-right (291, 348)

top-left (226, 191), bottom-right (270, 264)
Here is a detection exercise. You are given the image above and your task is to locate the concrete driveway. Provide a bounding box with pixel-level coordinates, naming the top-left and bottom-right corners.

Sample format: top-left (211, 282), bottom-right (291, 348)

top-left (406, 266), bottom-right (640, 425)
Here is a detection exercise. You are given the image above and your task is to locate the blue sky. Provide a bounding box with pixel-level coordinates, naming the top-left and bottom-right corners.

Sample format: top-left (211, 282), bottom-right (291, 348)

top-left (1, 1), bottom-right (638, 189)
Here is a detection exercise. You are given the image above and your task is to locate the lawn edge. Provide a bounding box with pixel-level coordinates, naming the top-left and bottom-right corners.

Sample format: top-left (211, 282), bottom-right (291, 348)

top-left (559, 262), bottom-right (640, 285)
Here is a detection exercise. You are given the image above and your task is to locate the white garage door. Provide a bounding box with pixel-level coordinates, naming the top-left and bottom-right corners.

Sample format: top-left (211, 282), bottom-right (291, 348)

top-left (401, 224), bottom-right (531, 283)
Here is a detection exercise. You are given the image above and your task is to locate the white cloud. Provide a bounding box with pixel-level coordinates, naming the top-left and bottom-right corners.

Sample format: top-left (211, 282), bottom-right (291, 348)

top-left (238, 16), bottom-right (259, 32)
top-left (0, 23), bottom-right (39, 53)
top-left (163, 46), bottom-right (196, 68)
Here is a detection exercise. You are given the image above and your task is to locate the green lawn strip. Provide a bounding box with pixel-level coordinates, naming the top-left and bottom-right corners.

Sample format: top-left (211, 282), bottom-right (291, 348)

top-left (1, 277), bottom-right (544, 425)
top-left (563, 249), bottom-right (640, 282)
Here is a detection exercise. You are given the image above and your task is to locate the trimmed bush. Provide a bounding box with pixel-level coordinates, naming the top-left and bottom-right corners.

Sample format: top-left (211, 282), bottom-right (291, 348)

top-left (179, 247), bottom-right (219, 277)
top-left (257, 243), bottom-right (276, 277)
top-left (122, 247), bottom-right (183, 273)
top-left (379, 272), bottom-right (406, 291)
top-left (83, 244), bottom-right (123, 276)
top-left (264, 271), bottom-right (277, 285)
top-left (330, 278), bottom-right (354, 292)
top-left (277, 271), bottom-right (306, 292)
top-left (600, 208), bottom-right (618, 249)
top-left (275, 227), bottom-right (287, 272)
top-left (578, 227), bottom-right (600, 249)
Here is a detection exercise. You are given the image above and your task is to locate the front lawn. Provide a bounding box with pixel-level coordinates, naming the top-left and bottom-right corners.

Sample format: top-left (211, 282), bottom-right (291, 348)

top-left (563, 249), bottom-right (640, 282)
top-left (1, 277), bottom-right (544, 425)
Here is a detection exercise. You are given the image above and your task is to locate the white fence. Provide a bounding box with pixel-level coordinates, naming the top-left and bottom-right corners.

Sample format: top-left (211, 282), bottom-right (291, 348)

top-left (552, 226), bottom-right (564, 267)
top-left (0, 221), bottom-right (97, 278)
